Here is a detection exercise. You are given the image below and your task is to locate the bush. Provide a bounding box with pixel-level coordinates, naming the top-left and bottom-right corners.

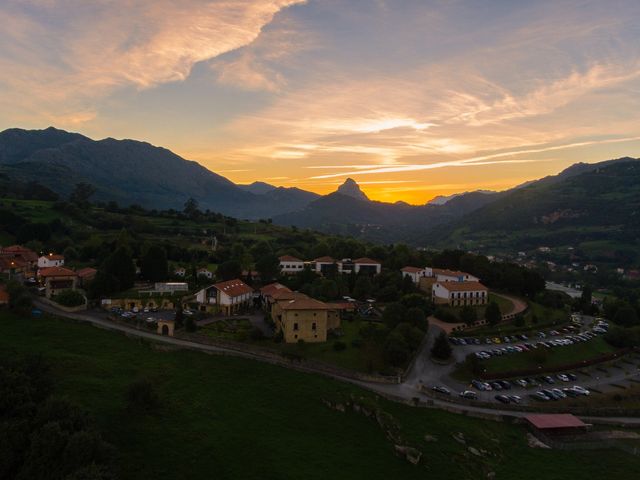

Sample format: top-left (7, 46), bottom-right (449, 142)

top-left (351, 337), bottom-right (363, 348)
top-left (430, 332), bottom-right (452, 360)
top-left (333, 340), bottom-right (347, 351)
top-left (53, 289), bottom-right (85, 307)
top-left (125, 379), bottom-right (160, 412)
top-left (460, 306), bottom-right (477, 325)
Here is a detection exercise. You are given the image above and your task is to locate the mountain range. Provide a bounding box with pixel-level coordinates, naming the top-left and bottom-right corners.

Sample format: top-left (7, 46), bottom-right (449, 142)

top-left (1, 127), bottom-right (638, 250)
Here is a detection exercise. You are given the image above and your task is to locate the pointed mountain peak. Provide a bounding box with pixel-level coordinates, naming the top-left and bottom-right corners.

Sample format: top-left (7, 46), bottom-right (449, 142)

top-left (336, 178), bottom-right (369, 201)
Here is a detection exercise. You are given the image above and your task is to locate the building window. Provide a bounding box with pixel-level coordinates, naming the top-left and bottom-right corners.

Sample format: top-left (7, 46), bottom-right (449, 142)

top-left (312, 322), bottom-right (316, 331)
top-left (293, 323), bottom-right (299, 331)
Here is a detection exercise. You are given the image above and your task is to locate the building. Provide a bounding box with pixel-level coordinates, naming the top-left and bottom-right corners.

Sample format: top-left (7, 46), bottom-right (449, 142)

top-left (38, 266), bottom-right (78, 299)
top-left (428, 268), bottom-right (479, 283)
top-left (259, 282), bottom-right (292, 309)
top-left (38, 253), bottom-right (65, 269)
top-left (272, 295), bottom-right (334, 343)
top-left (432, 281), bottom-right (488, 306)
top-left (0, 285), bottom-right (9, 306)
top-left (0, 245), bottom-right (38, 267)
top-left (401, 266), bottom-right (427, 283)
top-left (76, 267), bottom-right (97, 288)
top-left (154, 282), bottom-right (189, 293)
top-left (525, 414), bottom-right (590, 437)
top-left (352, 257), bottom-right (382, 275)
top-left (211, 279), bottom-right (253, 314)
top-left (279, 255), bottom-right (305, 274)
top-left (0, 256), bottom-right (26, 280)
top-left (197, 267), bottom-right (213, 280)
top-left (313, 256), bottom-right (337, 274)
top-left (174, 267), bottom-right (186, 277)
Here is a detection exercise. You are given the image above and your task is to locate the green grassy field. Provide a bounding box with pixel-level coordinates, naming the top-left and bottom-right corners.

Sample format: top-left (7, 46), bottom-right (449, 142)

top-left (478, 337), bottom-right (618, 376)
top-left (1, 311), bottom-right (639, 479)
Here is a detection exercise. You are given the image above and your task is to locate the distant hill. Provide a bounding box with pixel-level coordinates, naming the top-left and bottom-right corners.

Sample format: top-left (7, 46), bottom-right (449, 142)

top-left (0, 127), bottom-right (318, 219)
top-left (428, 190), bottom-right (496, 205)
top-left (238, 181), bottom-right (277, 195)
top-left (336, 177), bottom-right (370, 201)
top-left (423, 158), bottom-right (640, 255)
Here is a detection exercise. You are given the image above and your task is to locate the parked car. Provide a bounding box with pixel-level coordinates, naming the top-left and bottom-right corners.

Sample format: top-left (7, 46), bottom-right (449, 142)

top-left (432, 386), bottom-right (451, 395)
top-left (532, 391), bottom-right (550, 401)
top-left (459, 390), bottom-right (478, 399)
top-left (571, 386), bottom-right (591, 396)
top-left (498, 380), bottom-right (512, 390)
top-left (556, 374), bottom-right (570, 382)
top-left (508, 395), bottom-right (522, 404)
top-left (495, 394), bottom-right (511, 404)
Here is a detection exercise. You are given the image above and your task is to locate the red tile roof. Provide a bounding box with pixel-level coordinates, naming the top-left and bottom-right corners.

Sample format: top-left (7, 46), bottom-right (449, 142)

top-left (260, 282), bottom-right (292, 297)
top-left (435, 281), bottom-right (488, 292)
top-left (0, 256), bottom-right (25, 270)
top-left (1, 245), bottom-right (38, 262)
top-left (76, 267), bottom-right (97, 278)
top-left (272, 290), bottom-right (308, 301)
top-left (43, 253), bottom-right (64, 261)
top-left (38, 266), bottom-right (77, 278)
top-left (525, 414), bottom-right (588, 430)
top-left (433, 268), bottom-right (473, 278)
top-left (279, 297), bottom-right (332, 311)
top-left (213, 279), bottom-right (253, 298)
top-left (353, 257), bottom-right (381, 265)
top-left (402, 266), bottom-right (424, 273)
top-left (279, 255), bottom-right (303, 263)
top-left (313, 256), bottom-right (335, 263)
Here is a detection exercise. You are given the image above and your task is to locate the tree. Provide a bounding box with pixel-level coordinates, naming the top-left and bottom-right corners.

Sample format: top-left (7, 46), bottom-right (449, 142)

top-left (485, 301), bottom-right (502, 326)
top-left (101, 246), bottom-right (135, 291)
top-left (140, 245), bottom-right (168, 282)
top-left (460, 306), bottom-right (477, 325)
top-left (353, 275), bottom-right (373, 300)
top-left (69, 183), bottom-right (96, 206)
top-left (217, 260), bottom-right (242, 281)
top-left (183, 197), bottom-right (200, 218)
top-left (381, 302), bottom-right (407, 329)
top-left (613, 305), bottom-right (639, 327)
top-left (383, 331), bottom-right (410, 366)
top-left (255, 254), bottom-right (280, 281)
top-left (430, 332), bottom-right (452, 360)
top-left (405, 307), bottom-right (426, 329)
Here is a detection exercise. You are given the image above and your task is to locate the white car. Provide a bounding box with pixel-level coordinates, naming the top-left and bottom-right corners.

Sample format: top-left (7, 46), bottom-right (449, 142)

top-left (571, 386), bottom-right (590, 396)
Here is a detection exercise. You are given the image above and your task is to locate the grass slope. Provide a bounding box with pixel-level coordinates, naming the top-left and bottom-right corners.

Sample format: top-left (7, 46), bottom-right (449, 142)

top-left (1, 311), bottom-right (638, 479)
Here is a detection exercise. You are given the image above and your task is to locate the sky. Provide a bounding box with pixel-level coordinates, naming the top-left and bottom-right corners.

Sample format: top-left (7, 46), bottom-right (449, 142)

top-left (1, 0), bottom-right (640, 204)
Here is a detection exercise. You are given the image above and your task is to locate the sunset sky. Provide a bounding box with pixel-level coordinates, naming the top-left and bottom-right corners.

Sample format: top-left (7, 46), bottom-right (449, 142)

top-left (1, 0), bottom-right (639, 204)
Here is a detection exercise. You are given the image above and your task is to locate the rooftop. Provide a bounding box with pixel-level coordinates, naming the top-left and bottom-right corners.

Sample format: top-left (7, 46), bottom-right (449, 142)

top-left (213, 279), bottom-right (253, 298)
top-left (38, 266), bottom-right (77, 278)
top-left (353, 257), bottom-right (381, 264)
top-left (402, 266), bottom-right (424, 273)
top-left (279, 255), bottom-right (304, 263)
top-left (435, 281), bottom-right (488, 292)
top-left (525, 414), bottom-right (588, 430)
top-left (279, 297), bottom-right (332, 311)
top-left (313, 256), bottom-right (335, 263)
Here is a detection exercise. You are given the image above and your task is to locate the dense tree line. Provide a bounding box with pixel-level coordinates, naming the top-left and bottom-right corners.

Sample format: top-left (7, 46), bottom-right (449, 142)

top-left (0, 356), bottom-right (117, 479)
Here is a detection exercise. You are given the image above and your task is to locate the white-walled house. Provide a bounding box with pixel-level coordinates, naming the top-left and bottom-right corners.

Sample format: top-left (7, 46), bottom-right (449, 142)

top-left (174, 267), bottom-right (186, 277)
top-left (425, 267), bottom-right (479, 283)
top-left (279, 255), bottom-right (305, 274)
top-left (197, 267), bottom-right (213, 279)
top-left (432, 281), bottom-right (488, 307)
top-left (401, 266), bottom-right (427, 283)
top-left (352, 257), bottom-right (382, 275)
top-left (313, 256), bottom-right (338, 274)
top-left (38, 253), bottom-right (65, 269)
top-left (212, 279), bottom-right (253, 315)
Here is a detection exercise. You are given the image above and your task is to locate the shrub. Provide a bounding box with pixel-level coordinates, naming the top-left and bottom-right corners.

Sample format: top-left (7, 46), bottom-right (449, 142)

top-left (53, 289), bottom-right (85, 307)
top-left (333, 340), bottom-right (347, 351)
top-left (430, 332), bottom-right (452, 360)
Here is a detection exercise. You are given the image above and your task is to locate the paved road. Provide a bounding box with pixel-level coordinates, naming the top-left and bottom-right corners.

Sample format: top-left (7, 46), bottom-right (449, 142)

top-left (34, 301), bottom-right (640, 426)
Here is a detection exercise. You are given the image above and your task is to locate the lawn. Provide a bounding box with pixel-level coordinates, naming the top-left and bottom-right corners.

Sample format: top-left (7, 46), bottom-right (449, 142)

top-left (478, 337), bottom-right (618, 377)
top-left (200, 318), bottom-right (256, 341)
top-left (1, 310), bottom-right (639, 480)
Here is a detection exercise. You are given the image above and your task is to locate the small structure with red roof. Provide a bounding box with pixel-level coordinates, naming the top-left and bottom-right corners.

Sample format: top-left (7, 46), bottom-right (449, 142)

top-left (278, 255), bottom-right (305, 274)
top-left (432, 281), bottom-right (488, 306)
top-left (38, 266), bottom-right (78, 299)
top-left (525, 414), bottom-right (590, 436)
top-left (38, 253), bottom-right (65, 269)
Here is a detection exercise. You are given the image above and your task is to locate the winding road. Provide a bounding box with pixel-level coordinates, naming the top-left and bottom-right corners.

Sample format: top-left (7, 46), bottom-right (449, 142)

top-left (34, 300), bottom-right (640, 426)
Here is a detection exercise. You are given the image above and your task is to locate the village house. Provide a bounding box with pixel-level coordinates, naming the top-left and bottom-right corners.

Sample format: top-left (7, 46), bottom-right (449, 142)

top-left (38, 253), bottom-right (65, 269)
top-left (259, 282), bottom-right (292, 309)
top-left (272, 294), bottom-right (334, 343)
top-left (0, 256), bottom-right (26, 280)
top-left (76, 267), bottom-right (97, 288)
top-left (401, 266), bottom-right (427, 283)
top-left (432, 281), bottom-right (489, 307)
top-left (210, 278), bottom-right (253, 315)
top-left (352, 257), bottom-right (382, 275)
top-left (174, 267), bottom-right (186, 277)
top-left (38, 266), bottom-right (78, 299)
top-left (197, 267), bottom-right (213, 280)
top-left (1, 245), bottom-right (38, 267)
top-left (313, 256), bottom-right (337, 274)
top-left (279, 255), bottom-right (305, 274)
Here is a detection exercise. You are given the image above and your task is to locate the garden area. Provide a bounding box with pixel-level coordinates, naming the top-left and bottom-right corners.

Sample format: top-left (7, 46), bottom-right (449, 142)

top-left (435, 293), bottom-right (515, 324)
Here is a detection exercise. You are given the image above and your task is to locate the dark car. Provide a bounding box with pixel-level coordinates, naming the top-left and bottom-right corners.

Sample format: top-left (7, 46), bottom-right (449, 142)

top-left (460, 390), bottom-right (478, 400)
top-left (498, 380), bottom-right (512, 390)
top-left (543, 376), bottom-right (555, 384)
top-left (491, 382), bottom-right (503, 391)
top-left (567, 373), bottom-right (578, 381)
top-left (495, 394), bottom-right (511, 404)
